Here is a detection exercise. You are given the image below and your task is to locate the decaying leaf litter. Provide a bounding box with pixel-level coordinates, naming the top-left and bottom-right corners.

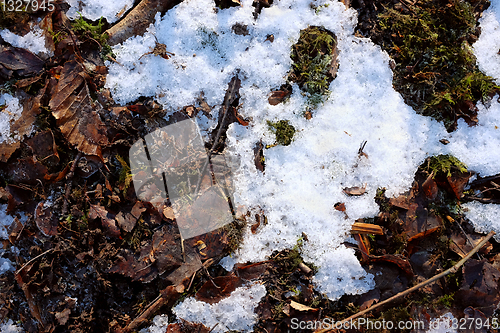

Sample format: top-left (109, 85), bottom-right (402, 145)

top-left (1, 0), bottom-right (500, 332)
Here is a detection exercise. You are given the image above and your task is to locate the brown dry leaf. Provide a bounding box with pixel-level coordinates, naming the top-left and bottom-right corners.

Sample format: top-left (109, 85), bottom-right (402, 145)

top-left (162, 206), bottom-right (175, 220)
top-left (55, 308), bottom-right (71, 326)
top-left (368, 254), bottom-right (414, 276)
top-left (49, 59), bottom-right (108, 158)
top-left (115, 211), bottom-right (136, 233)
top-left (35, 201), bottom-right (58, 237)
top-left (343, 185), bottom-right (366, 196)
top-left (0, 45), bottom-right (44, 79)
top-left (89, 203), bottom-right (120, 237)
top-left (7, 156), bottom-right (48, 185)
top-left (422, 173), bottom-right (438, 200)
top-left (458, 259), bottom-right (500, 317)
top-left (290, 300), bottom-right (317, 312)
top-left (195, 275), bottom-right (242, 304)
top-left (268, 90), bottom-right (290, 105)
top-left (26, 130), bottom-right (59, 165)
top-left (447, 171), bottom-right (472, 199)
top-left (405, 210), bottom-right (442, 242)
top-left (166, 321), bottom-right (210, 333)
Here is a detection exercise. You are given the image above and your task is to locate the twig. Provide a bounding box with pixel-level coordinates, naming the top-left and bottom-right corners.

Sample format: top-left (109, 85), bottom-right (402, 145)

top-left (16, 248), bottom-right (53, 275)
top-left (195, 75), bottom-right (240, 195)
top-left (315, 230), bottom-right (496, 333)
top-left (61, 152), bottom-right (82, 216)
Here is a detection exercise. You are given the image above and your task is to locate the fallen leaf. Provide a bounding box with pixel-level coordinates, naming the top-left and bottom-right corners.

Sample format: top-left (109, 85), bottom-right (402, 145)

top-left (35, 201), bottom-right (58, 237)
top-left (0, 86), bottom-right (46, 162)
top-left (0, 45), bottom-right (44, 79)
top-left (290, 300), bottom-right (317, 312)
top-left (26, 130), bottom-right (59, 166)
top-left (55, 308), bottom-right (71, 326)
top-left (89, 203), bottom-right (120, 237)
top-left (422, 173), bottom-right (438, 200)
top-left (343, 185), bottom-right (366, 196)
top-left (162, 206), bottom-right (175, 220)
top-left (446, 171), bottom-right (472, 199)
top-left (115, 212), bottom-right (137, 233)
top-left (458, 259), bottom-right (500, 317)
top-left (48, 59), bottom-right (108, 158)
top-left (195, 275), bottom-right (242, 304)
top-left (268, 90), bottom-right (290, 105)
top-left (7, 156), bottom-right (48, 185)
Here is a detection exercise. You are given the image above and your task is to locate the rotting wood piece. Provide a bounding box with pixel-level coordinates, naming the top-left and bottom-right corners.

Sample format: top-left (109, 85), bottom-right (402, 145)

top-left (105, 0), bottom-right (184, 46)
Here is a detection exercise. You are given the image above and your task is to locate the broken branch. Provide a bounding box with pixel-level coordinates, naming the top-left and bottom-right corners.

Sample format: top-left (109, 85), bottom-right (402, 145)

top-left (315, 230), bottom-right (496, 333)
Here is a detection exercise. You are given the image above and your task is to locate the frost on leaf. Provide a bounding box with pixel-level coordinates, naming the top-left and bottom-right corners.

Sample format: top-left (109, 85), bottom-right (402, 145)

top-left (49, 59), bottom-right (108, 158)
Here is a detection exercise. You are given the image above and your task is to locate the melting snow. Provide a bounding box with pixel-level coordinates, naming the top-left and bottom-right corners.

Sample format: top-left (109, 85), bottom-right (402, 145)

top-left (173, 283), bottom-right (266, 332)
top-left (65, 0), bottom-right (133, 23)
top-left (0, 94), bottom-right (24, 144)
top-left (99, 0), bottom-right (500, 329)
top-left (0, 26), bottom-right (52, 57)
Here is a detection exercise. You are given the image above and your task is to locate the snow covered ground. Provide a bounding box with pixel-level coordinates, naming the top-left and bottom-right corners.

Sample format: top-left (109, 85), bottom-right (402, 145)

top-left (104, 0), bottom-right (500, 329)
top-left (1, 0), bottom-right (499, 331)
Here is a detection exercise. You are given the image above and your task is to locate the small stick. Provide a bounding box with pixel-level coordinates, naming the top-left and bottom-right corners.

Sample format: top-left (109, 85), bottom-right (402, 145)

top-left (16, 248), bottom-right (53, 275)
top-left (62, 152), bottom-right (82, 216)
top-left (315, 230), bottom-right (496, 333)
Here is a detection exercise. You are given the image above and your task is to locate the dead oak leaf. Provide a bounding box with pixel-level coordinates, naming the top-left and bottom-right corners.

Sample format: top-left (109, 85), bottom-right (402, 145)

top-left (48, 59), bottom-right (108, 159)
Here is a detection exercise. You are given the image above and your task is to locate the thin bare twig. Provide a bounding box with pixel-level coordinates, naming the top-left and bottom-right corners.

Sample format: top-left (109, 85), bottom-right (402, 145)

top-left (16, 248), bottom-right (53, 275)
top-left (315, 230), bottom-right (496, 333)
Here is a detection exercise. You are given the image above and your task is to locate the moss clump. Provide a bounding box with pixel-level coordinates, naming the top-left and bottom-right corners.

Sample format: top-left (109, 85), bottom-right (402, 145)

top-left (267, 120), bottom-right (296, 146)
top-left (426, 154), bottom-right (468, 177)
top-left (72, 14), bottom-right (114, 60)
top-left (378, 0), bottom-right (499, 131)
top-left (290, 26), bottom-right (338, 107)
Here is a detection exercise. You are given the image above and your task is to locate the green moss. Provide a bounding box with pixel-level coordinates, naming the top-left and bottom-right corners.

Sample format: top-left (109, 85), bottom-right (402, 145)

top-left (437, 293), bottom-right (454, 308)
top-left (427, 154), bottom-right (468, 177)
top-left (290, 26), bottom-right (337, 108)
top-left (378, 0), bottom-right (499, 131)
top-left (267, 120), bottom-right (296, 146)
top-left (116, 155), bottom-right (132, 195)
top-left (72, 14), bottom-right (114, 60)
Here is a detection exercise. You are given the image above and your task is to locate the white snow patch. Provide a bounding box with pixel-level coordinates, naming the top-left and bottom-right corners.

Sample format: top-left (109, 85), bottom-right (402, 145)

top-left (0, 26), bottom-right (52, 57)
top-left (0, 94), bottom-right (25, 144)
top-left (426, 313), bottom-right (458, 333)
top-left (0, 204), bottom-right (27, 275)
top-left (139, 314), bottom-right (169, 333)
top-left (65, 0), bottom-right (133, 23)
top-left (462, 201), bottom-right (500, 241)
top-left (474, 0), bottom-right (500, 83)
top-left (173, 282), bottom-right (266, 332)
top-left (0, 319), bottom-right (23, 333)
top-left (107, 0), bottom-right (500, 309)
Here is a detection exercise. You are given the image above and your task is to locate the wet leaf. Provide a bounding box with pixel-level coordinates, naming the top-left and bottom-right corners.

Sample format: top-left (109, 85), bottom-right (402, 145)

top-left (48, 59), bottom-right (108, 158)
top-left (7, 156), bottom-right (48, 185)
top-left (458, 259), bottom-right (500, 317)
top-left (446, 171), bottom-right (472, 199)
top-left (89, 203), bottom-right (120, 237)
top-left (35, 201), bottom-right (58, 237)
top-left (422, 173), bottom-right (438, 200)
top-left (195, 275), bottom-right (242, 304)
top-left (115, 212), bottom-right (136, 233)
top-left (0, 45), bottom-right (43, 79)
top-left (26, 130), bottom-right (59, 166)
top-left (268, 90), bottom-right (289, 105)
